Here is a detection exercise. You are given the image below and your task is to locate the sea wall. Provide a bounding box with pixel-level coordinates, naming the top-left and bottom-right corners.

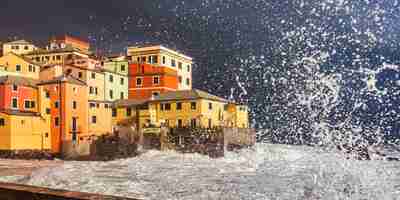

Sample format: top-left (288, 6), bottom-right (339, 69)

top-left (0, 182), bottom-right (139, 200)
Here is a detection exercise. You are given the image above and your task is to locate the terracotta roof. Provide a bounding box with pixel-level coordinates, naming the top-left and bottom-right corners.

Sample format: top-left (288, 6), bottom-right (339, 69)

top-left (152, 89), bottom-right (231, 103)
top-left (0, 109), bottom-right (40, 117)
top-left (37, 74), bottom-right (86, 86)
top-left (113, 99), bottom-right (148, 108)
top-left (0, 75), bottom-right (39, 88)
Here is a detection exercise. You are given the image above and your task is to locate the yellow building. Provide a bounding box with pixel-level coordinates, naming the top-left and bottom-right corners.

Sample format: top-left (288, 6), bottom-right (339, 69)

top-left (127, 45), bottom-right (193, 90)
top-left (88, 100), bottom-right (113, 136)
top-left (0, 111), bottom-right (51, 150)
top-left (150, 89), bottom-right (249, 128)
top-left (2, 40), bottom-right (37, 56)
top-left (112, 89), bottom-right (250, 130)
top-left (0, 53), bottom-right (41, 79)
top-left (112, 99), bottom-right (153, 130)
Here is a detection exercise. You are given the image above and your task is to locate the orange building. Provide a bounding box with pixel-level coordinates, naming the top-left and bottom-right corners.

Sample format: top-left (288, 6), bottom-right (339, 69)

top-left (37, 74), bottom-right (89, 153)
top-left (128, 63), bottom-right (178, 99)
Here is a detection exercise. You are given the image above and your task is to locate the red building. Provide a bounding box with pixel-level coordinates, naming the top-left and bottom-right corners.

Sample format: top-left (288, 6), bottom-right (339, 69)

top-left (128, 63), bottom-right (178, 99)
top-left (0, 76), bottom-right (39, 113)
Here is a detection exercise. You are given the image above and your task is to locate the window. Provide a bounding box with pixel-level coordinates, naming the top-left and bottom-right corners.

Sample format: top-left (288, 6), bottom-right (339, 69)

top-left (171, 59), bottom-right (176, 67)
top-left (177, 119), bottom-right (183, 128)
top-left (56, 55), bottom-right (61, 60)
top-left (153, 55), bottom-right (158, 64)
top-left (91, 116), bottom-right (97, 124)
top-left (164, 103), bottom-right (171, 110)
top-left (95, 87), bottom-right (98, 95)
top-left (191, 119), bottom-right (197, 128)
top-left (162, 56), bottom-right (166, 64)
top-left (16, 65), bottom-right (21, 72)
top-left (89, 87), bottom-right (94, 94)
top-left (89, 103), bottom-right (96, 108)
top-left (208, 119), bottom-right (212, 128)
top-left (186, 78), bottom-right (190, 86)
top-left (24, 46), bottom-right (29, 50)
top-left (28, 65), bottom-right (33, 72)
top-left (24, 100), bottom-right (30, 109)
top-left (160, 103), bottom-right (164, 110)
top-left (73, 101), bottom-right (77, 109)
top-left (153, 76), bottom-right (160, 85)
top-left (121, 65), bottom-right (126, 71)
top-left (136, 77), bottom-right (143, 86)
top-left (120, 78), bottom-right (124, 85)
top-left (12, 85), bottom-right (18, 91)
top-left (176, 102), bottom-right (182, 110)
top-left (12, 98), bottom-right (18, 109)
top-left (109, 90), bottom-right (114, 99)
top-left (55, 101), bottom-right (59, 108)
top-left (126, 108), bottom-right (132, 116)
top-left (178, 62), bottom-right (182, 70)
top-left (141, 57), bottom-right (146, 62)
top-left (179, 76), bottom-right (182, 83)
top-left (55, 117), bottom-right (59, 126)
top-left (105, 104), bottom-right (109, 109)
top-left (109, 75), bottom-right (114, 82)
top-left (152, 92), bottom-right (159, 97)
top-left (191, 102), bottom-right (197, 110)
top-left (46, 108), bottom-right (51, 114)
top-left (120, 92), bottom-right (124, 99)
top-left (187, 65), bottom-right (191, 72)
top-left (148, 56), bottom-right (152, 63)
top-left (78, 72), bottom-right (83, 78)
top-left (0, 118), bottom-right (5, 126)
top-left (112, 108), bottom-right (117, 117)
top-left (45, 133), bottom-right (49, 138)
top-left (209, 102), bottom-right (213, 110)
top-left (91, 72), bottom-right (96, 79)
top-left (45, 91), bottom-right (50, 98)
top-left (224, 104), bottom-right (229, 111)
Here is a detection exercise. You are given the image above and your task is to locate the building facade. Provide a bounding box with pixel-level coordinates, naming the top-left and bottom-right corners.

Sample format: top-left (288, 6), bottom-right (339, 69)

top-left (38, 75), bottom-right (89, 153)
top-left (0, 76), bottom-right (51, 151)
top-left (0, 53), bottom-right (40, 79)
top-left (128, 63), bottom-right (178, 99)
top-left (2, 40), bottom-right (37, 56)
top-left (112, 89), bottom-right (249, 130)
top-left (127, 45), bottom-right (193, 91)
top-left (102, 59), bottom-right (129, 101)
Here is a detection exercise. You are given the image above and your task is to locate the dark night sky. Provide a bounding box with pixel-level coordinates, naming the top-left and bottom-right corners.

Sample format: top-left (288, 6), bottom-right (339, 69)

top-left (1, 0), bottom-right (400, 142)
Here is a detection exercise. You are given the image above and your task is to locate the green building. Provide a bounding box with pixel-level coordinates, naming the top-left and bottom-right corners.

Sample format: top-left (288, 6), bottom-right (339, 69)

top-left (102, 56), bottom-right (129, 102)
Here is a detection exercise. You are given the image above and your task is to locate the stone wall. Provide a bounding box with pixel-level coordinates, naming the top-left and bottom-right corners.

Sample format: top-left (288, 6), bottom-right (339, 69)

top-left (0, 150), bottom-right (54, 160)
top-left (0, 182), bottom-right (139, 200)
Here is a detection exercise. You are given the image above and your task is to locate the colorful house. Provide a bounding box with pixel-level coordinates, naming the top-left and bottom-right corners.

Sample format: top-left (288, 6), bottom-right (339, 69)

top-left (149, 89), bottom-right (249, 128)
top-left (101, 58), bottom-right (129, 101)
top-left (0, 76), bottom-right (51, 151)
top-left (0, 53), bottom-right (41, 79)
top-left (127, 45), bottom-right (193, 91)
top-left (112, 89), bottom-right (249, 130)
top-left (37, 75), bottom-right (89, 153)
top-left (2, 40), bottom-right (37, 56)
top-left (128, 63), bottom-right (178, 99)
top-left (40, 63), bottom-right (112, 140)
